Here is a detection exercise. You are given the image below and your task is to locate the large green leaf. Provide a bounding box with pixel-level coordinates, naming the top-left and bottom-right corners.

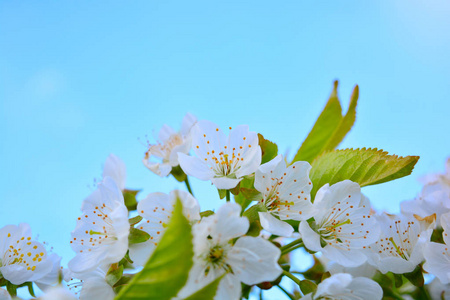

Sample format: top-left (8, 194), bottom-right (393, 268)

top-left (310, 148), bottom-right (419, 198)
top-left (291, 81), bottom-right (359, 164)
top-left (115, 199), bottom-right (193, 300)
top-left (183, 275), bottom-right (225, 300)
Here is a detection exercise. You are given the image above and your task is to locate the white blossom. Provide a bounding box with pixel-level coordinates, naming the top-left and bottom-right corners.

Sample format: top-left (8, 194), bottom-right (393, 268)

top-left (0, 223), bottom-right (53, 285)
top-left (299, 180), bottom-right (380, 267)
top-left (423, 212), bottom-right (450, 284)
top-left (254, 155), bottom-right (314, 237)
top-left (64, 268), bottom-right (114, 300)
top-left (178, 202), bottom-right (282, 300)
top-left (0, 288), bottom-right (11, 300)
top-left (420, 157), bottom-right (450, 193)
top-left (35, 253), bottom-right (63, 291)
top-left (129, 190), bottom-right (200, 266)
top-left (428, 278), bottom-right (450, 300)
top-left (68, 177), bottom-right (129, 273)
top-left (365, 212), bottom-right (435, 274)
top-left (143, 113), bottom-right (197, 177)
top-left (326, 260), bottom-right (377, 278)
top-left (79, 274), bottom-right (115, 300)
top-left (302, 273), bottom-right (382, 300)
top-left (102, 154), bottom-right (127, 191)
top-left (178, 120), bottom-right (261, 190)
top-left (39, 286), bottom-right (77, 300)
top-left (401, 183), bottom-right (450, 227)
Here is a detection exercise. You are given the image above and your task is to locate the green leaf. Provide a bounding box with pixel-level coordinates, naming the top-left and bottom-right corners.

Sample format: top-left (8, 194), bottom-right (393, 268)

top-left (292, 81), bottom-right (359, 164)
top-left (323, 85), bottom-right (359, 151)
top-left (299, 280), bottom-right (317, 295)
top-left (113, 274), bottom-right (134, 288)
top-left (128, 228), bottom-right (150, 244)
top-left (302, 256), bottom-right (326, 282)
top-left (258, 133), bottom-right (278, 164)
top-left (170, 165), bottom-right (187, 182)
top-left (241, 283), bottom-right (252, 299)
top-left (309, 148), bottom-right (419, 198)
top-left (113, 274), bottom-right (135, 294)
top-left (234, 176), bottom-right (256, 212)
top-left (392, 273), bottom-right (403, 288)
top-left (200, 210), bottom-right (215, 218)
top-left (239, 188), bottom-right (262, 214)
top-left (403, 266), bottom-right (424, 287)
top-left (246, 220), bottom-right (262, 237)
top-left (129, 215), bottom-right (143, 226)
top-left (25, 282), bottom-right (35, 298)
top-left (229, 182), bottom-right (241, 195)
top-left (6, 281), bottom-right (17, 297)
top-left (217, 189), bottom-right (227, 199)
top-left (116, 199), bottom-right (193, 300)
top-left (243, 203), bottom-right (267, 223)
top-left (123, 189), bottom-right (140, 211)
top-left (119, 251), bottom-right (134, 266)
top-left (106, 264), bottom-right (124, 286)
top-left (0, 278), bottom-right (7, 287)
top-left (183, 275), bottom-right (224, 300)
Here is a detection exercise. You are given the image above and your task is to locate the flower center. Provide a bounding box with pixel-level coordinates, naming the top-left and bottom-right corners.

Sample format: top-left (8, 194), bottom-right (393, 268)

top-left (146, 134), bottom-right (183, 162)
top-left (211, 151), bottom-right (240, 177)
top-left (2, 234), bottom-right (46, 272)
top-left (203, 243), bottom-right (232, 276)
top-left (71, 204), bottom-right (117, 252)
top-left (208, 245), bottom-right (224, 264)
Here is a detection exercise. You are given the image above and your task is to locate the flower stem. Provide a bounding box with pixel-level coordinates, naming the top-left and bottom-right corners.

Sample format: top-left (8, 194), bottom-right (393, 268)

top-left (282, 271), bottom-right (304, 297)
top-left (226, 190), bottom-right (230, 202)
top-left (283, 270), bottom-right (302, 286)
top-left (276, 285), bottom-right (295, 300)
top-left (280, 238), bottom-right (303, 254)
top-left (184, 177), bottom-right (194, 196)
top-left (281, 243), bottom-right (304, 255)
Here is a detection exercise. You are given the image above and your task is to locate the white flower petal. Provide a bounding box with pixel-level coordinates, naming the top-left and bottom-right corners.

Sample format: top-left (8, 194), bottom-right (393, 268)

top-left (169, 142), bottom-right (191, 166)
top-left (158, 124), bottom-right (176, 143)
top-left (299, 221), bottom-right (322, 252)
top-left (322, 245), bottom-right (367, 268)
top-left (211, 177), bottom-right (243, 190)
top-left (0, 288), bottom-right (10, 300)
top-left (102, 154), bottom-right (126, 190)
top-left (178, 153), bottom-right (215, 181)
top-left (40, 286), bottom-right (76, 300)
top-left (424, 242), bottom-right (450, 284)
top-left (256, 154), bottom-right (283, 175)
top-left (170, 190), bottom-right (201, 221)
top-left (191, 120), bottom-right (227, 156)
top-left (79, 276), bottom-right (115, 300)
top-left (228, 236), bottom-right (282, 285)
top-left (180, 112), bottom-right (198, 136)
top-left (315, 273), bottom-right (382, 300)
top-left (35, 253), bottom-right (62, 290)
top-left (259, 212), bottom-right (294, 237)
top-left (215, 274), bottom-right (241, 300)
top-left (69, 179), bottom-right (129, 273)
top-left (254, 155), bottom-right (314, 222)
top-left (143, 159), bottom-right (173, 177)
top-left (442, 212), bottom-right (450, 245)
top-left (234, 144), bottom-right (261, 179)
top-left (214, 203), bottom-right (249, 242)
top-left (0, 223), bottom-right (53, 285)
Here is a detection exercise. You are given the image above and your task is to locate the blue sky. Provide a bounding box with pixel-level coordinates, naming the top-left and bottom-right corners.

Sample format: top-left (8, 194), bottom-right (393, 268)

top-left (1, 0), bottom-right (449, 298)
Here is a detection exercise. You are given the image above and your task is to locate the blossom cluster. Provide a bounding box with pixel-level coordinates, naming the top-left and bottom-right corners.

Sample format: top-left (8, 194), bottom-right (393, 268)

top-left (1, 111), bottom-right (450, 300)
